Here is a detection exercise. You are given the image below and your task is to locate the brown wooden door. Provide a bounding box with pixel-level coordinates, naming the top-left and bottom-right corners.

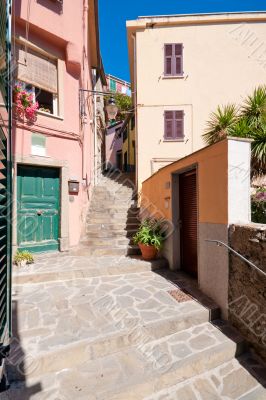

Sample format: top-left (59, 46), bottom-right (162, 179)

top-left (179, 170), bottom-right (198, 277)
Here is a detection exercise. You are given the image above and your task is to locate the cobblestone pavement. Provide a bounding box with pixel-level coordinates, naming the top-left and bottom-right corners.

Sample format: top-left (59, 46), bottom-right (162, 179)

top-left (3, 253), bottom-right (266, 400)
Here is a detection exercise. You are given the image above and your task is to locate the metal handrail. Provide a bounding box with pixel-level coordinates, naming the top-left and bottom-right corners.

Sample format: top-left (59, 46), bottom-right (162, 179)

top-left (205, 239), bottom-right (266, 278)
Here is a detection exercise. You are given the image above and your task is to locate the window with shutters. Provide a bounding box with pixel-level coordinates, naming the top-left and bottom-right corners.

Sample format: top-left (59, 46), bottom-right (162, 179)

top-left (164, 44), bottom-right (183, 77)
top-left (164, 110), bottom-right (184, 141)
top-left (15, 44), bottom-right (59, 116)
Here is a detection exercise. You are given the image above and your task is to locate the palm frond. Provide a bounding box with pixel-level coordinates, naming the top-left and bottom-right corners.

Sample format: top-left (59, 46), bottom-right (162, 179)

top-left (202, 104), bottom-right (239, 145)
top-left (241, 86), bottom-right (266, 128)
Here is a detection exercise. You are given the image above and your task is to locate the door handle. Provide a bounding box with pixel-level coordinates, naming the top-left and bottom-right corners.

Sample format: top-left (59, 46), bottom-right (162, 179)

top-left (37, 210), bottom-right (44, 216)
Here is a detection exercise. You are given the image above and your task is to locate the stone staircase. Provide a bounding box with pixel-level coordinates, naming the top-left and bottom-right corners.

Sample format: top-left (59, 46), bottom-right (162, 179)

top-left (4, 172), bottom-right (266, 399)
top-left (79, 172), bottom-right (141, 257)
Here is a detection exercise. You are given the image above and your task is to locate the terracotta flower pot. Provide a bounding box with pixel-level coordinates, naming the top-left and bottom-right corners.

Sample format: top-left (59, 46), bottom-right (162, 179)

top-left (138, 243), bottom-right (158, 260)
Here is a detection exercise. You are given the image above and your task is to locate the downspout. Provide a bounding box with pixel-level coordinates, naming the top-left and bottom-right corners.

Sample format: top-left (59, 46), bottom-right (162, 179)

top-left (93, 69), bottom-right (97, 185)
top-left (82, 0), bottom-right (89, 181)
top-left (131, 34), bottom-right (138, 189)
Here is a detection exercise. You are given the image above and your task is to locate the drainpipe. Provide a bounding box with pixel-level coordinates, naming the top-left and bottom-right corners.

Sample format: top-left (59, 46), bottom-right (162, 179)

top-left (132, 34), bottom-right (138, 189)
top-left (82, 0), bottom-right (89, 181)
top-left (92, 69), bottom-right (98, 186)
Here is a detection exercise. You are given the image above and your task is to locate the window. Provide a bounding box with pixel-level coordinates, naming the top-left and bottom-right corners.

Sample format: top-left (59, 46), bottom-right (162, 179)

top-left (15, 44), bottom-right (59, 115)
top-left (18, 81), bottom-right (58, 115)
top-left (31, 133), bottom-right (46, 156)
top-left (164, 44), bottom-right (183, 76)
top-left (164, 110), bottom-right (184, 140)
top-left (131, 116), bottom-right (135, 130)
top-left (110, 79), bottom-right (116, 92)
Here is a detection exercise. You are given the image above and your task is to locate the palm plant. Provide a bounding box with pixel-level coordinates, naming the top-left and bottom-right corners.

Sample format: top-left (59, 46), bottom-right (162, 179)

top-left (249, 126), bottom-right (266, 174)
top-left (203, 86), bottom-right (266, 175)
top-left (202, 104), bottom-right (238, 145)
top-left (241, 86), bottom-right (266, 129)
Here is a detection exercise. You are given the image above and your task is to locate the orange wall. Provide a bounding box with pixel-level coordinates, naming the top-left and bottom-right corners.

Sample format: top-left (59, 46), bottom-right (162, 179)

top-left (141, 140), bottom-right (228, 225)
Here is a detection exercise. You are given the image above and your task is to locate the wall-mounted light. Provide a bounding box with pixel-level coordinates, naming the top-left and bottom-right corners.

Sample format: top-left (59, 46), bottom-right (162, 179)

top-left (105, 96), bottom-right (119, 121)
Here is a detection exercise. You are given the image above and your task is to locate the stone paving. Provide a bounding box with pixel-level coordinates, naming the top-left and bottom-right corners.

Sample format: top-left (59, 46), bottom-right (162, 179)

top-left (3, 174), bottom-right (266, 399)
top-left (2, 252), bottom-right (266, 400)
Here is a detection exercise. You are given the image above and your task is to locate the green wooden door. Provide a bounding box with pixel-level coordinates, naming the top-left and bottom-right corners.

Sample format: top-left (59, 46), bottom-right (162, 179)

top-left (17, 165), bottom-right (60, 253)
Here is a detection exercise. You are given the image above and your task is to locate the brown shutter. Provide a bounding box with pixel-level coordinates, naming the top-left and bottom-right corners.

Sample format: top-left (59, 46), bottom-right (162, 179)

top-left (164, 111), bottom-right (174, 139)
top-left (16, 45), bottom-right (58, 94)
top-left (164, 44), bottom-right (173, 75)
top-left (179, 170), bottom-right (198, 277)
top-left (175, 111), bottom-right (184, 138)
top-left (175, 44), bottom-right (183, 75)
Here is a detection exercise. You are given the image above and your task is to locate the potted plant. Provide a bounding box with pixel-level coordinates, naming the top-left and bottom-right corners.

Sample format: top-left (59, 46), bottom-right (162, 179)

top-left (133, 219), bottom-right (165, 260)
top-left (14, 250), bottom-right (34, 268)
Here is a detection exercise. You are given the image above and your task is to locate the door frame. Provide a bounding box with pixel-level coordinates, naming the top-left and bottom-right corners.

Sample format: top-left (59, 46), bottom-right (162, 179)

top-left (171, 163), bottom-right (199, 279)
top-left (13, 155), bottom-right (70, 252)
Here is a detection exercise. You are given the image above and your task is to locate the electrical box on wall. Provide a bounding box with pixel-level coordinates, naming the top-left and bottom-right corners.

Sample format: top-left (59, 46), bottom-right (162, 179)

top-left (68, 179), bottom-right (79, 194)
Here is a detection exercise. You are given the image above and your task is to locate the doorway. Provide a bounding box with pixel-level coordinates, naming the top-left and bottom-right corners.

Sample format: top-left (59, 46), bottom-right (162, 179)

top-left (179, 169), bottom-right (198, 277)
top-left (17, 165), bottom-right (60, 252)
top-left (116, 150), bottom-right (122, 171)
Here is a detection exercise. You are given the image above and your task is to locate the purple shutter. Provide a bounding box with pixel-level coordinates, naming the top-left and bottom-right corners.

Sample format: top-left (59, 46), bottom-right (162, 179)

top-left (164, 44), bottom-right (173, 75)
top-left (164, 44), bottom-right (183, 76)
top-left (164, 111), bottom-right (174, 139)
top-left (175, 44), bottom-right (183, 75)
top-left (175, 111), bottom-right (184, 138)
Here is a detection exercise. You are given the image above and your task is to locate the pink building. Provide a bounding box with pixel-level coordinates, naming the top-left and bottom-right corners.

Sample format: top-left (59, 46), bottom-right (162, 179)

top-left (106, 74), bottom-right (131, 96)
top-left (105, 121), bottom-right (123, 171)
top-left (10, 0), bottom-right (105, 253)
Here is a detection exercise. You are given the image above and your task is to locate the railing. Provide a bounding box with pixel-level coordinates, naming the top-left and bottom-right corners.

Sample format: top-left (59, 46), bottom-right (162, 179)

top-left (205, 239), bottom-right (266, 278)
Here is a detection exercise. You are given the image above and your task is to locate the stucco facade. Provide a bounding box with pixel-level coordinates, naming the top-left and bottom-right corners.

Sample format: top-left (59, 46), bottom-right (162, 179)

top-left (127, 12), bottom-right (266, 190)
top-left (141, 138), bottom-right (252, 317)
top-left (7, 0), bottom-right (105, 252)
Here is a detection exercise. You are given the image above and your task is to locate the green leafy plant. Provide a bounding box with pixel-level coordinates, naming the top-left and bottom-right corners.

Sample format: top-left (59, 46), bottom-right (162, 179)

top-left (14, 250), bottom-right (34, 265)
top-left (133, 219), bottom-right (165, 250)
top-left (203, 86), bottom-right (266, 175)
top-left (251, 187), bottom-right (266, 224)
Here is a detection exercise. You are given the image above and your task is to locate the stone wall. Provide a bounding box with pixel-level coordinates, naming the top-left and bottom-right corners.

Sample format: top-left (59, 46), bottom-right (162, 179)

top-left (228, 223), bottom-right (266, 361)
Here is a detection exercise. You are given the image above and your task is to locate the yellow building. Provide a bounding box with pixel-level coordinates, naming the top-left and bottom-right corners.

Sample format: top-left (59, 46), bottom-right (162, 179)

top-left (120, 112), bottom-right (136, 172)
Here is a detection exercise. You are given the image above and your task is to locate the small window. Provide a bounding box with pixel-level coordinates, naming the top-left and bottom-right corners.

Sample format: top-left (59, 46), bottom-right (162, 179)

top-left (164, 110), bottom-right (184, 140)
top-left (31, 133), bottom-right (46, 156)
top-left (164, 44), bottom-right (183, 76)
top-left (131, 116), bottom-right (135, 130)
top-left (110, 79), bottom-right (116, 92)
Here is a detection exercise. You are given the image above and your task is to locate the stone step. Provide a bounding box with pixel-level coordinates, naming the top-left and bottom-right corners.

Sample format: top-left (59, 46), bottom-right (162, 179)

top-left (73, 244), bottom-right (141, 257)
top-left (141, 354), bottom-right (266, 400)
top-left (88, 209), bottom-right (140, 217)
top-left (87, 216), bottom-right (140, 224)
top-left (12, 257), bottom-right (169, 285)
top-left (81, 237), bottom-right (134, 247)
top-left (85, 229), bottom-right (138, 238)
top-left (6, 353), bottom-right (266, 400)
top-left (10, 267), bottom-right (220, 380)
top-left (86, 223), bottom-right (140, 232)
top-left (8, 321), bottom-right (245, 395)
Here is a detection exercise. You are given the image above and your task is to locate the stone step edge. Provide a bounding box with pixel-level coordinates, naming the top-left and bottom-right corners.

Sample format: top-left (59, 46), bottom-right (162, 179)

top-left (12, 259), bottom-right (169, 285)
top-left (10, 317), bottom-right (232, 381)
top-left (13, 322), bottom-right (245, 393)
top-left (138, 356), bottom-right (266, 400)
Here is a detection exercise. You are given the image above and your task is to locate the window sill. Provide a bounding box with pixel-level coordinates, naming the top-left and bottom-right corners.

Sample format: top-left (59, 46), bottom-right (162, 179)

top-left (37, 110), bottom-right (64, 121)
top-left (163, 138), bottom-right (185, 142)
top-left (162, 75), bottom-right (185, 80)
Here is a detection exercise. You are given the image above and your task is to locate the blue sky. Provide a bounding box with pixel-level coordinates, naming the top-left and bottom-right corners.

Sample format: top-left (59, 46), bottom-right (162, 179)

top-left (98, 0), bottom-right (266, 82)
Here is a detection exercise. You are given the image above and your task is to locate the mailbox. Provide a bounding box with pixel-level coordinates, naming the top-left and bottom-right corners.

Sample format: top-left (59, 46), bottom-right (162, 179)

top-left (68, 179), bottom-right (79, 194)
